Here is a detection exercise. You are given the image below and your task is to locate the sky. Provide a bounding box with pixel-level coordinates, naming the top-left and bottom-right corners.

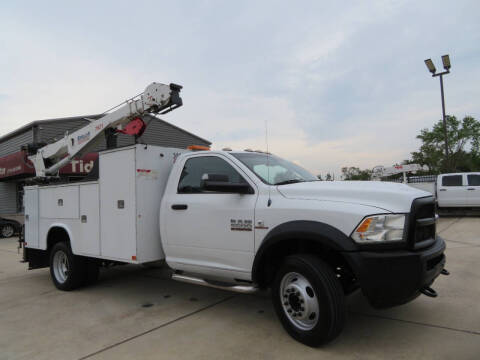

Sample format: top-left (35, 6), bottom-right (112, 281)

top-left (1, 0), bottom-right (479, 177)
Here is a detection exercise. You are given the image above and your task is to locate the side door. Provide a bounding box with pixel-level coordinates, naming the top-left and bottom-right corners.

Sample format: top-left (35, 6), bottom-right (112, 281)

top-left (162, 155), bottom-right (258, 277)
top-left (466, 173), bottom-right (480, 207)
top-left (437, 174), bottom-right (466, 207)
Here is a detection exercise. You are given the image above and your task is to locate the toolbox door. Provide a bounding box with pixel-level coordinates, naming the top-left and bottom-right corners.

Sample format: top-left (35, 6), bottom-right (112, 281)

top-left (78, 183), bottom-right (100, 256)
top-left (24, 188), bottom-right (39, 248)
top-left (100, 148), bottom-right (136, 261)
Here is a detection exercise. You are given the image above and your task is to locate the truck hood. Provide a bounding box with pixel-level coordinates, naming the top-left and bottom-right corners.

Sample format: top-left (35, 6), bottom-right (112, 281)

top-left (277, 181), bottom-right (432, 213)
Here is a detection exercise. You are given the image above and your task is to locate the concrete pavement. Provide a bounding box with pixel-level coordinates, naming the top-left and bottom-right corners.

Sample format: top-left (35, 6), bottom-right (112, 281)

top-left (0, 217), bottom-right (479, 360)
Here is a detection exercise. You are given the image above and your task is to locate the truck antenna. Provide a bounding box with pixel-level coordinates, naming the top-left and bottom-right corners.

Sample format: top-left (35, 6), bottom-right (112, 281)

top-left (266, 119), bottom-right (272, 207)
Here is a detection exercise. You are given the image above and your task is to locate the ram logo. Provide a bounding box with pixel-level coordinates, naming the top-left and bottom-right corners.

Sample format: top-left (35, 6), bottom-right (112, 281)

top-left (231, 219), bottom-right (253, 231)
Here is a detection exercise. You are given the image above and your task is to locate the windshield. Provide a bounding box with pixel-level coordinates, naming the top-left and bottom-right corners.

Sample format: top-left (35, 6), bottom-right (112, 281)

top-left (231, 153), bottom-right (318, 185)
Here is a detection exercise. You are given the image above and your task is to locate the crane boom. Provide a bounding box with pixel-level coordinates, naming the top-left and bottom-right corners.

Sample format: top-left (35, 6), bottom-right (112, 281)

top-left (372, 164), bottom-right (428, 182)
top-left (29, 82), bottom-right (182, 177)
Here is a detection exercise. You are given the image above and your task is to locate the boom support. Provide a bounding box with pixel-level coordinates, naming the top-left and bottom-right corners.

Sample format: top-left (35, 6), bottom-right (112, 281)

top-left (29, 82), bottom-right (182, 177)
top-left (372, 164), bottom-right (428, 183)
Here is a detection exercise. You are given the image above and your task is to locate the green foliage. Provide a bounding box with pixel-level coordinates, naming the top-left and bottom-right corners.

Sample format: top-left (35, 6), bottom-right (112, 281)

top-left (411, 115), bottom-right (480, 173)
top-left (341, 167), bottom-right (372, 180)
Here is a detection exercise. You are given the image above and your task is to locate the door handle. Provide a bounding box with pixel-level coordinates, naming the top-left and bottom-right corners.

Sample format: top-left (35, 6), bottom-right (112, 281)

top-left (467, 188), bottom-right (475, 190)
top-left (171, 204), bottom-right (188, 210)
top-left (439, 189), bottom-right (447, 191)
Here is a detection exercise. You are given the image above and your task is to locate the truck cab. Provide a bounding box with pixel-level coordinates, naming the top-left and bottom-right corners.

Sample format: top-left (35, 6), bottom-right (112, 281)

top-left (436, 172), bottom-right (480, 208)
top-left (158, 149), bottom-right (446, 345)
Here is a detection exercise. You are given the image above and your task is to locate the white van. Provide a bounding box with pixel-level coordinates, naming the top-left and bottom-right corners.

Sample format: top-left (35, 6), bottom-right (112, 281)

top-left (436, 172), bottom-right (480, 208)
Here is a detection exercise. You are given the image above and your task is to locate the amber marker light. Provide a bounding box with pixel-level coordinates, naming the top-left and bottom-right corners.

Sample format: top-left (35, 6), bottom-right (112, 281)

top-left (356, 218), bottom-right (373, 233)
top-left (187, 145), bottom-right (211, 151)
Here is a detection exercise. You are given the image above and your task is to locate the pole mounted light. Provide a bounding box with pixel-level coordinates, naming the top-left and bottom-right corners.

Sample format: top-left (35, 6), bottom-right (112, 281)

top-left (441, 54), bottom-right (451, 70)
top-left (424, 59), bottom-right (436, 74)
top-left (424, 54), bottom-right (452, 169)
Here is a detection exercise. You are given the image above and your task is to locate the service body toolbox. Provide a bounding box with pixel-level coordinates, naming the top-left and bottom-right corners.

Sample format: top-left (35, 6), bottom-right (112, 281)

top-left (24, 145), bottom-right (186, 263)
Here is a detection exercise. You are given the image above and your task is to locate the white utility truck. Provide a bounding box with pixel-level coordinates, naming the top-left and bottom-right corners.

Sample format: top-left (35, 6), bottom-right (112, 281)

top-left (21, 82), bottom-right (447, 346)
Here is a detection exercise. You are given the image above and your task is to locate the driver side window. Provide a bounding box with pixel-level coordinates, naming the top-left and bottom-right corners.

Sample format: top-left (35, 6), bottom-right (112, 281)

top-left (178, 156), bottom-right (245, 193)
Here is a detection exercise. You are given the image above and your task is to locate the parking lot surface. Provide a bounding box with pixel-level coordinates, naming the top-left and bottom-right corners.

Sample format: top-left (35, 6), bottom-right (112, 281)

top-left (0, 217), bottom-right (479, 360)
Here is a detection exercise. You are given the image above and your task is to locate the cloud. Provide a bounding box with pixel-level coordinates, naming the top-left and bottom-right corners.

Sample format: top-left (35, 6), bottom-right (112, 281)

top-left (0, 19), bottom-right (155, 134)
top-left (1, 0), bottom-right (479, 178)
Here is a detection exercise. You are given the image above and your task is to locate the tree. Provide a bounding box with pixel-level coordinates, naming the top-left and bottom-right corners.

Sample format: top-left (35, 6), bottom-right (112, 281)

top-left (341, 167), bottom-right (372, 180)
top-left (325, 173), bottom-right (333, 181)
top-left (411, 115), bottom-right (480, 173)
top-left (317, 174), bottom-right (323, 181)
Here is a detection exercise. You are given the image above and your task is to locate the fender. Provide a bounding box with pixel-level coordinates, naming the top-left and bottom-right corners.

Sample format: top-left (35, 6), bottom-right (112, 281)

top-left (252, 220), bottom-right (358, 284)
top-left (45, 223), bottom-right (75, 250)
top-left (25, 223), bottom-right (74, 270)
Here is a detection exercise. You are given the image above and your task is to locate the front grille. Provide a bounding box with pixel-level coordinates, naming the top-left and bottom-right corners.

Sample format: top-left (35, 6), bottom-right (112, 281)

top-left (408, 197), bottom-right (436, 250)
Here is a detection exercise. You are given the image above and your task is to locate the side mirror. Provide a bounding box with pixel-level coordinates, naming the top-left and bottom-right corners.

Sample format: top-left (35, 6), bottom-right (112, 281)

top-left (201, 173), bottom-right (253, 194)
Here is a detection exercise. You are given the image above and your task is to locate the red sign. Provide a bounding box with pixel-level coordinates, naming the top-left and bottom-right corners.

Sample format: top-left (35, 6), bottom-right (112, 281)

top-left (59, 153), bottom-right (98, 175)
top-left (0, 151), bottom-right (34, 179)
top-left (0, 150), bottom-right (98, 180)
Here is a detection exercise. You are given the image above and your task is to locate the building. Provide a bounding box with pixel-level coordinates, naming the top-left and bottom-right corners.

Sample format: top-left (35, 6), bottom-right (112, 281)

top-left (0, 114), bottom-right (210, 220)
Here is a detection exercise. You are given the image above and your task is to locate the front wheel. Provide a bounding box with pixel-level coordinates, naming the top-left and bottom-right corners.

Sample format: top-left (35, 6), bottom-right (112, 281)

top-left (272, 254), bottom-right (346, 346)
top-left (1, 224), bottom-right (15, 238)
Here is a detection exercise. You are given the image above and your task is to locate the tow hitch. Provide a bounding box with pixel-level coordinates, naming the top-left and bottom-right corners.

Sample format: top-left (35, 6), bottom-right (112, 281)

top-left (421, 268), bottom-right (449, 298)
top-left (420, 286), bottom-right (438, 298)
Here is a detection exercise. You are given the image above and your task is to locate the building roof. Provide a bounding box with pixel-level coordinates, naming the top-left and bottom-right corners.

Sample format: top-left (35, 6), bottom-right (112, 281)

top-left (0, 115), bottom-right (101, 143)
top-left (146, 114), bottom-right (211, 145)
top-left (0, 114), bottom-right (211, 145)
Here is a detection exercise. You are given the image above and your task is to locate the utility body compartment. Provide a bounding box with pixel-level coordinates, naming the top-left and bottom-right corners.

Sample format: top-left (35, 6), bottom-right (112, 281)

top-left (24, 145), bottom-right (186, 263)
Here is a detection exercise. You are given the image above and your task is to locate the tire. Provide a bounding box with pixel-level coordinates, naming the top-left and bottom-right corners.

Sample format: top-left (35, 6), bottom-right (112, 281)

top-left (272, 254), bottom-right (346, 346)
top-left (49, 242), bottom-right (87, 291)
top-left (1, 224), bottom-right (15, 238)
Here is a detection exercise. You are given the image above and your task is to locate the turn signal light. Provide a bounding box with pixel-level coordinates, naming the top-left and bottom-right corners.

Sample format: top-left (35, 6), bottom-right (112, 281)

top-left (356, 218), bottom-right (373, 233)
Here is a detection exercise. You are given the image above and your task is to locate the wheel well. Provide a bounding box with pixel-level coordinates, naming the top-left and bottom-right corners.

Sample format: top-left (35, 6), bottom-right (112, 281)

top-left (47, 227), bottom-right (70, 252)
top-left (254, 238), bottom-right (357, 293)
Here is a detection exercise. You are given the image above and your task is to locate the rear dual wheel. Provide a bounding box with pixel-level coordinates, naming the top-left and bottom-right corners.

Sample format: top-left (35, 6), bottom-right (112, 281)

top-left (272, 254), bottom-right (346, 346)
top-left (50, 242), bottom-right (99, 291)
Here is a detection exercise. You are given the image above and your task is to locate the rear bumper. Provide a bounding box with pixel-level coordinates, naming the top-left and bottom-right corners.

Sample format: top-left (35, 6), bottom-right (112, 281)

top-left (343, 236), bottom-right (446, 308)
top-left (23, 247), bottom-right (49, 270)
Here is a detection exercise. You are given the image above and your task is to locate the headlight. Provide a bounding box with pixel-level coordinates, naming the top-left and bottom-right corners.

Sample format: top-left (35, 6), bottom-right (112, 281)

top-left (351, 214), bottom-right (406, 244)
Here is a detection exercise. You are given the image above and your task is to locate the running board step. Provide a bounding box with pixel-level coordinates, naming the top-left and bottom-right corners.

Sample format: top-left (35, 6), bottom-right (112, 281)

top-left (171, 274), bottom-right (258, 294)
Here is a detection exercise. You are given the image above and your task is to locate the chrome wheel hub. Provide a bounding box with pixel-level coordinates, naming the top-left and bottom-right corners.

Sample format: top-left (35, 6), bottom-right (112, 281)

top-left (53, 250), bottom-right (69, 284)
top-left (280, 272), bottom-right (319, 330)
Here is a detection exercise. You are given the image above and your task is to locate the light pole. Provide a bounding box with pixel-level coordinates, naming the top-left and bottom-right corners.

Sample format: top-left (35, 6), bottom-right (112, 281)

top-left (424, 55), bottom-right (451, 170)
